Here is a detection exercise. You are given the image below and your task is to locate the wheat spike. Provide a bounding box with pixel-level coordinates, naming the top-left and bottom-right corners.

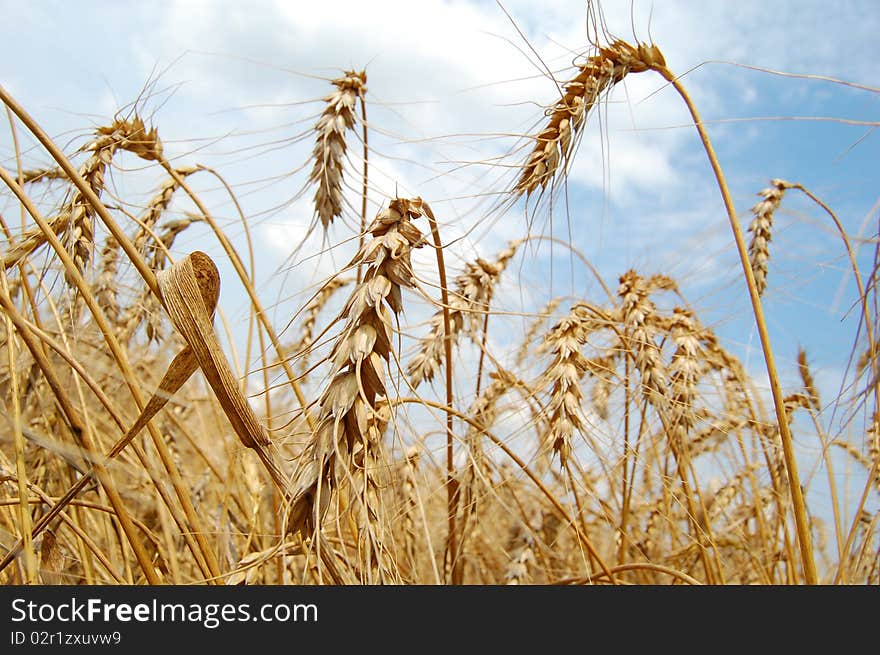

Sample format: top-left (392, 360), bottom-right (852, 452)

top-left (515, 296), bottom-right (563, 366)
top-left (147, 215), bottom-right (200, 272)
top-left (668, 307), bottom-right (701, 452)
top-left (1, 118), bottom-right (156, 272)
top-left (287, 197), bottom-right (427, 537)
top-left (461, 369), bottom-right (516, 494)
top-left (66, 116), bottom-right (163, 283)
top-left (291, 276), bottom-right (352, 372)
top-left (131, 167), bottom-right (198, 255)
top-left (515, 41), bottom-right (664, 196)
top-left (95, 237), bottom-right (121, 325)
top-left (869, 413), bottom-right (880, 493)
top-left (407, 240), bottom-right (520, 387)
top-left (796, 348), bottom-right (821, 412)
top-left (747, 179), bottom-right (791, 297)
top-left (618, 270), bottom-right (667, 403)
top-left (399, 445), bottom-right (420, 567)
top-left (309, 70), bottom-right (366, 232)
top-left (116, 214), bottom-right (200, 345)
top-left (586, 354), bottom-right (616, 421)
top-left (541, 303), bottom-right (596, 464)
top-left (504, 517), bottom-right (537, 584)
top-left (17, 167), bottom-right (66, 184)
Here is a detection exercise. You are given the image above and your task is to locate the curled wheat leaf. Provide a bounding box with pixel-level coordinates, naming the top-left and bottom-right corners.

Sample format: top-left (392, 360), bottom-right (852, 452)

top-left (158, 251), bottom-right (268, 450)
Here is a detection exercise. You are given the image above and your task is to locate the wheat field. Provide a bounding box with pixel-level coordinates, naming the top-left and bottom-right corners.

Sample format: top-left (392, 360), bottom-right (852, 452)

top-left (0, 2), bottom-right (878, 586)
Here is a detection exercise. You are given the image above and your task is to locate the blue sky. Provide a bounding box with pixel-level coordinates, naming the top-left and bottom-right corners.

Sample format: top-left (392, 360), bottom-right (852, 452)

top-left (2, 1), bottom-right (879, 472)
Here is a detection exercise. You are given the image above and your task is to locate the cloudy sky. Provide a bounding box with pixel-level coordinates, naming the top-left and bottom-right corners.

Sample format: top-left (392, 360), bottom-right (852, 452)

top-left (2, 0), bottom-right (879, 434)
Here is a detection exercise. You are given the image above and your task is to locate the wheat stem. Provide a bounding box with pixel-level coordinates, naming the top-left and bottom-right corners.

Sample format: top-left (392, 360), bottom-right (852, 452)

top-left (652, 64), bottom-right (818, 584)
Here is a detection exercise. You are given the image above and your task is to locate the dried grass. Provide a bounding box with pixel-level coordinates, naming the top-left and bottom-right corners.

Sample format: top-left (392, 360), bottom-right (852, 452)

top-left (0, 18), bottom-right (874, 587)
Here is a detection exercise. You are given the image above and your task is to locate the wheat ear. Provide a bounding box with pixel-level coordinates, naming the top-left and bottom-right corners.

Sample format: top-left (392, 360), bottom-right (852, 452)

top-left (17, 167), bottom-right (65, 183)
top-left (541, 303), bottom-right (595, 464)
top-left (504, 519), bottom-right (537, 584)
top-left (309, 70), bottom-right (366, 231)
top-left (617, 270), bottom-right (668, 404)
top-left (667, 307), bottom-right (701, 452)
top-left (1, 117), bottom-right (162, 272)
top-left (869, 414), bottom-right (880, 493)
top-left (747, 179), bottom-right (790, 297)
top-left (407, 240), bottom-right (520, 387)
top-left (68, 117), bottom-right (163, 282)
top-left (291, 276), bottom-right (352, 373)
top-left (287, 198), bottom-right (427, 537)
top-left (516, 41), bottom-right (663, 196)
top-left (131, 166), bottom-right (198, 254)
